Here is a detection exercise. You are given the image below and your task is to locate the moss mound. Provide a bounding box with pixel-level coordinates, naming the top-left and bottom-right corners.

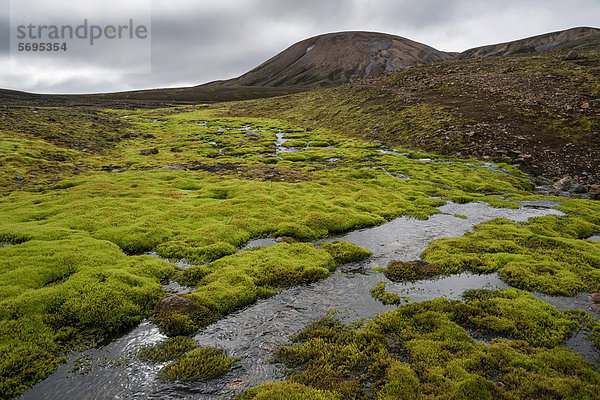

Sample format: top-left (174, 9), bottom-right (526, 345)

top-left (238, 381), bottom-right (340, 400)
top-left (320, 241), bottom-right (373, 264)
top-left (158, 347), bottom-right (238, 382)
top-left (384, 260), bottom-right (443, 281)
top-left (138, 336), bottom-right (196, 363)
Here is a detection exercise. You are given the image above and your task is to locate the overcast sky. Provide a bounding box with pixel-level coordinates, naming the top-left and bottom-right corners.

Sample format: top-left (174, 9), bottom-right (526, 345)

top-left (1, 0), bottom-right (599, 94)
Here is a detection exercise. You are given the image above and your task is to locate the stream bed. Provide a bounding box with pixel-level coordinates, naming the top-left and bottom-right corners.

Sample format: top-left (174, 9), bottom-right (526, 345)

top-left (22, 200), bottom-right (597, 400)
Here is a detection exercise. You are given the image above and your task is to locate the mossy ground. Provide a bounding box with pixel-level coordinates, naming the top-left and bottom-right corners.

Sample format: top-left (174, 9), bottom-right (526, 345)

top-left (250, 289), bottom-right (599, 400)
top-left (157, 346), bottom-right (238, 382)
top-left (1, 104), bottom-right (599, 398)
top-left (421, 200), bottom-right (600, 296)
top-left (137, 335), bottom-right (238, 382)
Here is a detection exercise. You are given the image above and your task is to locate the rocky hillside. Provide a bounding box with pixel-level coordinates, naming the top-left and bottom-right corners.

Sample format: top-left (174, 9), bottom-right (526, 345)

top-left (217, 42), bottom-right (600, 194)
top-left (459, 26), bottom-right (600, 59)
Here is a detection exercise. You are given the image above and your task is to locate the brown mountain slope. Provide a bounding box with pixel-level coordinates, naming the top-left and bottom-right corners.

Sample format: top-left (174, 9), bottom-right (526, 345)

top-left (208, 31), bottom-right (454, 88)
top-left (459, 26), bottom-right (600, 58)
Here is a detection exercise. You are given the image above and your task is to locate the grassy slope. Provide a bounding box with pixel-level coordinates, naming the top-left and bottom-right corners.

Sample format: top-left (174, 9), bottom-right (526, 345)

top-left (214, 45), bottom-right (600, 185)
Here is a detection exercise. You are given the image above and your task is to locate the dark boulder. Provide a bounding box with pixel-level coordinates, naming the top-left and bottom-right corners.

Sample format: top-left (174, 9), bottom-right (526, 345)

top-left (139, 148), bottom-right (159, 155)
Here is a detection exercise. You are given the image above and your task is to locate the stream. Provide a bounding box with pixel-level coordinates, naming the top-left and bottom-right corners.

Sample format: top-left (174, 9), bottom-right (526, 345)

top-left (22, 200), bottom-right (600, 400)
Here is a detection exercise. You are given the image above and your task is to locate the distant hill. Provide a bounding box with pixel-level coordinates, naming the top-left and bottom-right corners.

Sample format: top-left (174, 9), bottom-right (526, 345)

top-left (459, 27), bottom-right (600, 58)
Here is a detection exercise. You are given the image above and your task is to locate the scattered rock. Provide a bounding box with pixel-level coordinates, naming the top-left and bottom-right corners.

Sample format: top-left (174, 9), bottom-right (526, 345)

top-left (564, 49), bottom-right (579, 60)
top-left (305, 127), bottom-right (313, 132)
top-left (139, 148), bottom-right (159, 155)
top-left (154, 294), bottom-right (213, 336)
top-left (274, 236), bottom-right (295, 243)
top-left (155, 294), bottom-right (200, 316)
top-left (570, 183), bottom-right (588, 194)
top-left (588, 184), bottom-right (600, 200)
top-left (590, 293), bottom-right (600, 304)
top-left (15, 175), bottom-right (24, 181)
top-left (244, 132), bottom-right (264, 139)
top-left (170, 147), bottom-right (183, 153)
top-left (553, 176), bottom-right (574, 191)
top-left (121, 133), bottom-right (138, 139)
top-left (144, 134), bottom-right (156, 139)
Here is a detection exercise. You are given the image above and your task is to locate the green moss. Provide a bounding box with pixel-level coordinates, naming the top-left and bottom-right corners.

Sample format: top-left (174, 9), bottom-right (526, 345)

top-left (282, 140), bottom-right (307, 148)
top-left (0, 237), bottom-right (175, 397)
top-left (384, 260), bottom-right (444, 282)
top-left (422, 212), bottom-right (600, 295)
top-left (370, 281), bottom-right (408, 305)
top-left (309, 141), bottom-right (330, 148)
top-left (153, 301), bottom-right (216, 337)
top-left (138, 336), bottom-right (196, 363)
top-left (238, 382), bottom-right (340, 400)
top-left (451, 374), bottom-right (500, 400)
top-left (157, 347), bottom-right (238, 382)
top-left (320, 241), bottom-right (372, 264)
top-left (376, 361), bottom-right (419, 400)
top-left (268, 289), bottom-right (599, 399)
top-left (187, 243), bottom-right (336, 318)
top-left (0, 106), bottom-right (596, 396)
top-left (458, 289), bottom-right (578, 347)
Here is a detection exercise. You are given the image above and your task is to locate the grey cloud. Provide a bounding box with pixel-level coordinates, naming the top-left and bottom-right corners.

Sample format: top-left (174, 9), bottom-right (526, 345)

top-left (0, 0), bottom-right (599, 93)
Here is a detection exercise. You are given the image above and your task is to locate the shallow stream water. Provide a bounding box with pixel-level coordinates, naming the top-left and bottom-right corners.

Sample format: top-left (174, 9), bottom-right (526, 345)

top-left (22, 200), bottom-right (599, 400)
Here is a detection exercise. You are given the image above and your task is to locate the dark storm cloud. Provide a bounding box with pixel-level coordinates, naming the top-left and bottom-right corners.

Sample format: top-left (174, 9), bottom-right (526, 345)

top-left (1, 0), bottom-right (599, 93)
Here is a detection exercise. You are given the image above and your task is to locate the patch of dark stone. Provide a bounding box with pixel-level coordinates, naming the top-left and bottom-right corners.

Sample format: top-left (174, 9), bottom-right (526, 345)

top-left (139, 148), bottom-right (159, 155)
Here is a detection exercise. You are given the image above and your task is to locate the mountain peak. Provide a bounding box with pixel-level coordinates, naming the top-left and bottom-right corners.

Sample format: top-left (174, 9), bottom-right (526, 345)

top-left (210, 31), bottom-right (454, 88)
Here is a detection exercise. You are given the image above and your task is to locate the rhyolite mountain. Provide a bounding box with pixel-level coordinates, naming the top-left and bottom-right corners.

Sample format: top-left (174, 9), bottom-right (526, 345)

top-left (206, 31), bottom-right (455, 88)
top-left (208, 27), bottom-right (600, 89)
